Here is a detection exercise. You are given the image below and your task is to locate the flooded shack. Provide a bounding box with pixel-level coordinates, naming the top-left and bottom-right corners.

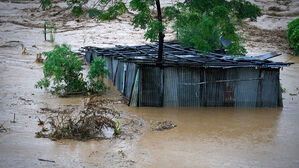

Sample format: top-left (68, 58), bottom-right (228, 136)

top-left (82, 43), bottom-right (291, 107)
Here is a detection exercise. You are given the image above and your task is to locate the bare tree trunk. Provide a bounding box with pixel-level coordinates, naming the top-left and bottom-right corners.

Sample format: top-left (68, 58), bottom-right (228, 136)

top-left (156, 0), bottom-right (164, 63)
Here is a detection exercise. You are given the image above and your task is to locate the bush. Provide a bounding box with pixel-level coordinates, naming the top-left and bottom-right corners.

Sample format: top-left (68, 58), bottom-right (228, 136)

top-left (287, 18), bottom-right (299, 56)
top-left (43, 21), bottom-right (56, 42)
top-left (87, 57), bottom-right (109, 93)
top-left (35, 44), bottom-right (108, 96)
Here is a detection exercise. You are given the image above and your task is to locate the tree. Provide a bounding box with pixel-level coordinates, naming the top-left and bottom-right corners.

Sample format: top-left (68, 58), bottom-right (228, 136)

top-left (165, 0), bottom-right (261, 55)
top-left (40, 0), bottom-right (261, 59)
top-left (287, 18), bottom-right (299, 56)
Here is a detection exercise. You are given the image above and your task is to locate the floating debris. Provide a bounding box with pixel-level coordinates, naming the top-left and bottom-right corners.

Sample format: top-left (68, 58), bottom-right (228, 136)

top-left (0, 41), bottom-right (22, 48)
top-left (21, 44), bottom-right (26, 55)
top-left (37, 118), bottom-right (44, 126)
top-left (38, 158), bottom-right (55, 163)
top-left (0, 123), bottom-right (7, 133)
top-left (118, 150), bottom-right (125, 158)
top-left (10, 113), bottom-right (16, 123)
top-left (151, 120), bottom-right (177, 131)
top-left (35, 53), bottom-right (43, 63)
top-left (36, 107), bottom-right (117, 140)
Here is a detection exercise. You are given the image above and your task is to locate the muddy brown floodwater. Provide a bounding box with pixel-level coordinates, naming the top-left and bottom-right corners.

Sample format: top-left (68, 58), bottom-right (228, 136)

top-left (0, 0), bottom-right (299, 168)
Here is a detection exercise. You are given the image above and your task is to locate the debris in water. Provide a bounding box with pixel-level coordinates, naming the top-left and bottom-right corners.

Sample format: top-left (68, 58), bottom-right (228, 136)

top-left (35, 107), bottom-right (116, 140)
top-left (118, 150), bottom-right (125, 158)
top-left (0, 123), bottom-right (7, 133)
top-left (151, 120), bottom-right (177, 131)
top-left (35, 53), bottom-right (43, 63)
top-left (10, 113), bottom-right (16, 123)
top-left (38, 118), bottom-right (44, 126)
top-left (0, 41), bottom-right (22, 48)
top-left (39, 107), bottom-right (74, 114)
top-left (38, 158), bottom-right (55, 163)
top-left (41, 127), bottom-right (49, 132)
top-left (19, 97), bottom-right (33, 105)
top-left (21, 44), bottom-right (26, 55)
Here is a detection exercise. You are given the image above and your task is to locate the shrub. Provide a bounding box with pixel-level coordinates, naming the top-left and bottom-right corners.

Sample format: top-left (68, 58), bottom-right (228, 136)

top-left (287, 18), bottom-right (299, 56)
top-left (43, 21), bottom-right (56, 42)
top-left (35, 44), bottom-right (108, 96)
top-left (87, 57), bottom-right (109, 93)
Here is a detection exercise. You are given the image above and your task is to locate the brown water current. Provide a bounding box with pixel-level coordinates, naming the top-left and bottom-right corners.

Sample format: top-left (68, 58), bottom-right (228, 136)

top-left (0, 0), bottom-right (299, 167)
top-left (123, 53), bottom-right (299, 168)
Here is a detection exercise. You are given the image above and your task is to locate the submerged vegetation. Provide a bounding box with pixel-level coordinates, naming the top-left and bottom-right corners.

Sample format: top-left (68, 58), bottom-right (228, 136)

top-left (43, 21), bottom-right (56, 42)
top-left (36, 109), bottom-right (116, 140)
top-left (287, 18), bottom-right (299, 56)
top-left (35, 44), bottom-right (109, 96)
top-left (35, 100), bottom-right (123, 140)
top-left (35, 96), bottom-right (127, 141)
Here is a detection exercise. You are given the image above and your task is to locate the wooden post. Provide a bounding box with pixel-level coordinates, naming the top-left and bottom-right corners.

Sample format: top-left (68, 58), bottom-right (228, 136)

top-left (44, 22), bottom-right (47, 41)
top-left (155, 0), bottom-right (164, 63)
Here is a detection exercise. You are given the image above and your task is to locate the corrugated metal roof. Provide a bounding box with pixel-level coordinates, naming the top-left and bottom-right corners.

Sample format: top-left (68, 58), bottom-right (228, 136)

top-left (81, 42), bottom-right (292, 68)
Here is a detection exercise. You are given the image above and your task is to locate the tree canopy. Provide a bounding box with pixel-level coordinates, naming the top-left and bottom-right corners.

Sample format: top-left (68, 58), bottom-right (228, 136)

top-left (40, 0), bottom-right (261, 56)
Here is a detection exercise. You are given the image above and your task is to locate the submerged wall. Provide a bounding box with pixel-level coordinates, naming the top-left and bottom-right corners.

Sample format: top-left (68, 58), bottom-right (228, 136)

top-left (95, 54), bottom-right (282, 107)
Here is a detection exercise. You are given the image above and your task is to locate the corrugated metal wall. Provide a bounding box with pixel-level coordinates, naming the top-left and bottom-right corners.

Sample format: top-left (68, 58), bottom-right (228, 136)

top-left (112, 59), bottom-right (118, 81)
top-left (114, 61), bottom-right (124, 93)
top-left (201, 69), bottom-right (226, 106)
top-left (163, 67), bottom-right (179, 106)
top-left (233, 68), bottom-right (260, 107)
top-left (258, 69), bottom-right (280, 107)
top-left (139, 66), bottom-right (163, 107)
top-left (124, 63), bottom-right (137, 98)
top-left (98, 55), bottom-right (282, 107)
top-left (177, 67), bottom-right (201, 106)
top-left (137, 66), bottom-right (281, 107)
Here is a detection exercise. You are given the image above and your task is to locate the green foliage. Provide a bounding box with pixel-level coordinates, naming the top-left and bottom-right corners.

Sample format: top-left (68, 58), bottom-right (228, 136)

top-left (229, 0), bottom-right (261, 21)
top-left (40, 0), bottom-right (52, 10)
top-left (145, 20), bottom-right (165, 42)
top-left (72, 6), bottom-right (84, 17)
top-left (225, 43), bottom-right (247, 55)
top-left (35, 44), bottom-right (86, 95)
top-left (130, 0), bottom-right (153, 29)
top-left (287, 18), bottom-right (299, 56)
top-left (87, 57), bottom-right (109, 93)
top-left (167, 0), bottom-right (262, 55)
top-left (43, 21), bottom-right (56, 42)
top-left (65, 0), bottom-right (88, 8)
top-left (164, 6), bottom-right (180, 21)
top-left (100, 2), bottom-right (128, 21)
top-left (87, 8), bottom-right (102, 19)
top-left (176, 15), bottom-right (221, 53)
top-left (35, 44), bottom-right (108, 95)
top-left (114, 120), bottom-right (121, 135)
